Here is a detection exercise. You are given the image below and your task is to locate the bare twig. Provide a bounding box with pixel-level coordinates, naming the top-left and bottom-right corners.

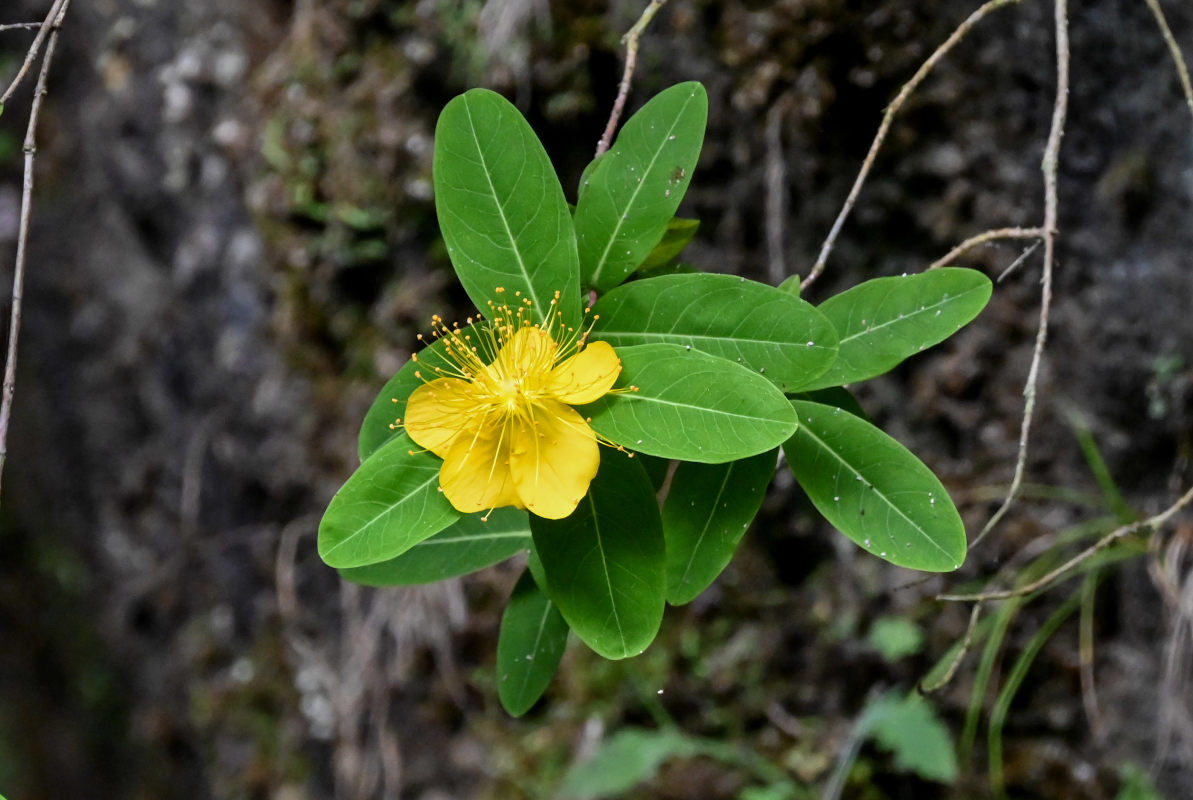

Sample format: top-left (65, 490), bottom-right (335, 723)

top-left (970, 0), bottom-right (1070, 550)
top-left (0, 0), bottom-right (71, 503)
top-left (996, 240), bottom-right (1042, 282)
top-left (802, 0), bottom-right (1022, 292)
top-left (0, 22), bottom-right (42, 32)
top-left (1142, 0), bottom-right (1193, 123)
top-left (920, 602), bottom-right (984, 693)
top-left (595, 0), bottom-right (670, 157)
top-left (938, 485), bottom-right (1193, 603)
top-left (925, 226), bottom-right (1045, 271)
top-left (0, 0), bottom-right (67, 108)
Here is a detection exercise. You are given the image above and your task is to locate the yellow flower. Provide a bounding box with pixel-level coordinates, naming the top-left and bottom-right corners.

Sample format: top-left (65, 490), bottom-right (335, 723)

top-left (402, 293), bottom-right (621, 519)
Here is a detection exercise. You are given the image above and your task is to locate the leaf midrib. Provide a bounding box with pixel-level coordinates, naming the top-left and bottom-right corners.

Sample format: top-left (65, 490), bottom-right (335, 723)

top-left (511, 597), bottom-right (559, 709)
top-left (588, 89), bottom-right (700, 288)
top-left (795, 411), bottom-right (957, 562)
top-left (618, 391), bottom-right (793, 426)
top-left (322, 467), bottom-right (442, 561)
top-left (462, 93), bottom-right (547, 321)
top-left (677, 464), bottom-right (735, 590)
top-left (834, 284), bottom-right (986, 346)
top-left (597, 329), bottom-right (832, 350)
top-left (415, 531), bottom-right (531, 547)
top-left (587, 490), bottom-right (629, 654)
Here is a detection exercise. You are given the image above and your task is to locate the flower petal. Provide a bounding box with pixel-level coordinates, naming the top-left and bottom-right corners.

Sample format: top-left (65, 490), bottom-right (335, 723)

top-left (440, 414), bottom-right (522, 513)
top-left (491, 325), bottom-right (558, 383)
top-left (404, 377), bottom-right (484, 458)
top-left (510, 399), bottom-right (599, 519)
top-left (546, 341), bottom-right (621, 405)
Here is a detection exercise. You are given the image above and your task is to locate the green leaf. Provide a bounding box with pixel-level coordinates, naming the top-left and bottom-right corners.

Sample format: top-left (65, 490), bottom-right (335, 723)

top-left (592, 274), bottom-right (839, 392)
top-left (526, 544), bottom-right (548, 593)
top-left (531, 454), bottom-right (665, 660)
top-left (783, 400), bottom-right (966, 571)
top-left (866, 616), bottom-right (925, 662)
top-left (635, 260), bottom-right (699, 278)
top-left (866, 692), bottom-right (958, 783)
top-left (739, 786), bottom-right (801, 800)
top-left (638, 217), bottom-right (700, 273)
top-left (637, 453), bottom-right (672, 491)
top-left (1116, 763), bottom-right (1164, 800)
top-left (987, 592), bottom-right (1080, 795)
top-left (318, 432), bottom-right (460, 568)
top-left (576, 82), bottom-right (708, 291)
top-left (777, 274), bottom-right (801, 297)
top-left (792, 386), bottom-right (868, 421)
top-left (663, 449), bottom-right (777, 605)
top-left (584, 344), bottom-right (799, 463)
top-left (802, 267), bottom-right (992, 391)
top-left (497, 569), bottom-right (570, 716)
top-left (433, 88), bottom-right (580, 326)
top-left (558, 728), bottom-right (702, 799)
top-left (358, 331), bottom-right (462, 462)
top-left (339, 507), bottom-right (530, 586)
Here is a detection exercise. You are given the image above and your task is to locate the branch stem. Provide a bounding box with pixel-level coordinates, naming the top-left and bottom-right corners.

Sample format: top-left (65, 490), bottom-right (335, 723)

top-left (0, 0), bottom-right (68, 107)
top-left (1142, 0), bottom-right (1193, 123)
top-left (939, 486), bottom-right (1193, 603)
top-left (925, 226), bottom-right (1045, 271)
top-left (802, 0), bottom-right (1022, 291)
top-left (970, 0), bottom-right (1069, 549)
top-left (595, 0), bottom-right (670, 157)
top-left (0, 0), bottom-right (71, 503)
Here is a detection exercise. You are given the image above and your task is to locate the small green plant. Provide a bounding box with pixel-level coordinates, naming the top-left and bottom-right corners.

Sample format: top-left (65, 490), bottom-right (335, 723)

top-left (317, 82), bottom-right (992, 714)
top-left (867, 616), bottom-right (925, 662)
top-left (863, 691), bottom-right (959, 784)
top-left (925, 420), bottom-right (1153, 796)
top-left (556, 725), bottom-right (808, 800)
top-left (822, 690), bottom-right (959, 797)
top-left (1116, 763), bottom-right (1164, 800)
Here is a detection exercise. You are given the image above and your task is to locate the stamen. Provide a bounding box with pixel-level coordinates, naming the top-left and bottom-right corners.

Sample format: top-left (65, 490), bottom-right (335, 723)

top-left (405, 287), bottom-right (624, 517)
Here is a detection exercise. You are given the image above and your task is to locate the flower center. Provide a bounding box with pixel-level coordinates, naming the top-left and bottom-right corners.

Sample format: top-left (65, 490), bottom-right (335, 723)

top-left (497, 374), bottom-right (526, 407)
top-left (408, 287), bottom-right (606, 428)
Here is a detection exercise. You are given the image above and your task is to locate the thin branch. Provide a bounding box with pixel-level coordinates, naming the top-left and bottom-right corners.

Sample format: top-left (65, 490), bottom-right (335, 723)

top-left (938, 485), bottom-right (1193, 603)
top-left (919, 602), bottom-right (984, 693)
top-left (970, 0), bottom-right (1069, 550)
top-left (595, 0), bottom-right (670, 157)
top-left (924, 226), bottom-right (1045, 271)
top-left (996, 240), bottom-right (1042, 282)
top-left (0, 0), bottom-right (71, 504)
top-left (802, 0), bottom-right (1022, 292)
top-left (1142, 0), bottom-right (1193, 123)
top-left (0, 0), bottom-right (68, 107)
top-left (0, 23), bottom-right (42, 32)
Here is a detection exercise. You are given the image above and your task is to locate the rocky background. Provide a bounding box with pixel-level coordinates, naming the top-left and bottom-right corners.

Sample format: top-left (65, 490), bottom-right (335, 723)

top-left (1, 0), bottom-right (1191, 798)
